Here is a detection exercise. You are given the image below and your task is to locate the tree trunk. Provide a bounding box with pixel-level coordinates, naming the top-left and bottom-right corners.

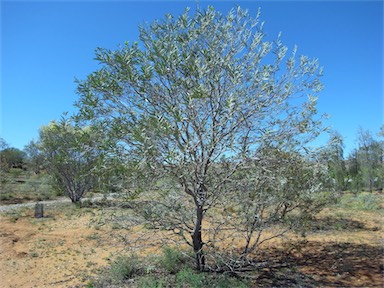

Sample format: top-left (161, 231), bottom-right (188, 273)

top-left (192, 205), bottom-right (205, 271)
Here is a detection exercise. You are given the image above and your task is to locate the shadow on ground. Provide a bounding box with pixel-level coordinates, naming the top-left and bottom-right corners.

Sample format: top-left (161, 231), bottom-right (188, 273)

top-left (254, 242), bottom-right (383, 287)
top-left (308, 216), bottom-right (380, 232)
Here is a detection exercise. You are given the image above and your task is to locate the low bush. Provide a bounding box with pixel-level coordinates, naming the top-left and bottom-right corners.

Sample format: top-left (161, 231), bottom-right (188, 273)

top-left (136, 275), bottom-right (167, 288)
top-left (89, 248), bottom-right (250, 288)
top-left (175, 267), bottom-right (205, 288)
top-left (338, 193), bottom-right (382, 210)
top-left (175, 267), bottom-right (249, 288)
top-left (159, 246), bottom-right (191, 274)
top-left (93, 254), bottom-right (144, 287)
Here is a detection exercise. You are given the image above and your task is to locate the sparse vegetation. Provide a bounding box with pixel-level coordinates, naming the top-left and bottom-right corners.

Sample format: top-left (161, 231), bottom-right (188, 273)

top-left (160, 246), bottom-right (191, 274)
top-left (337, 192), bottom-right (382, 211)
top-left (0, 169), bottom-right (57, 204)
top-left (0, 188), bottom-right (382, 287)
top-left (89, 247), bottom-right (250, 288)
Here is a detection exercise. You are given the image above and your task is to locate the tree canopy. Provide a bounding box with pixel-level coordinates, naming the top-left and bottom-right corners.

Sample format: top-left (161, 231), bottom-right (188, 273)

top-left (38, 119), bottom-right (103, 202)
top-left (0, 147), bottom-right (26, 170)
top-left (75, 6), bottom-right (330, 271)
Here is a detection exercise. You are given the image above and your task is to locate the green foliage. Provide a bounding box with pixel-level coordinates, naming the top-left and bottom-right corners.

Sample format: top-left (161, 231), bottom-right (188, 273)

top-left (0, 169), bottom-right (56, 203)
top-left (175, 268), bottom-right (205, 288)
top-left (3, 207), bottom-right (30, 222)
top-left (136, 276), bottom-right (167, 288)
top-left (322, 131), bottom-right (347, 191)
top-left (24, 140), bottom-right (45, 174)
top-left (0, 148), bottom-right (26, 170)
top-left (346, 128), bottom-right (384, 193)
top-left (19, 175), bottom-right (54, 201)
top-left (85, 282), bottom-right (95, 288)
top-left (90, 249), bottom-right (250, 288)
top-left (75, 5), bottom-right (327, 272)
top-left (338, 193), bottom-right (382, 211)
top-left (160, 246), bottom-right (190, 274)
top-left (38, 119), bottom-right (103, 203)
top-left (100, 254), bottom-right (143, 285)
top-left (176, 268), bottom-right (249, 288)
top-left (0, 137), bottom-right (8, 150)
top-left (110, 255), bottom-right (142, 280)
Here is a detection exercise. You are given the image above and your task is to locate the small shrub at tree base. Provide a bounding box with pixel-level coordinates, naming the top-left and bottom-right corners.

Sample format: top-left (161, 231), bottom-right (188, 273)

top-left (137, 276), bottom-right (167, 288)
top-left (176, 268), bottom-right (205, 288)
top-left (102, 254), bottom-right (143, 285)
top-left (160, 246), bottom-right (190, 274)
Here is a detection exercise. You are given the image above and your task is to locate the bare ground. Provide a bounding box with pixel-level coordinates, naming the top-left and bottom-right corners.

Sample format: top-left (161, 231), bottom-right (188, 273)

top-left (0, 203), bottom-right (383, 287)
top-left (0, 204), bottom-right (130, 287)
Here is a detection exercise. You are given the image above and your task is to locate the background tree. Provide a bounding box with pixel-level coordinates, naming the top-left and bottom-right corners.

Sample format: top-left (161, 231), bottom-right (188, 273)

top-left (322, 131), bottom-right (347, 191)
top-left (379, 125), bottom-right (384, 191)
top-left (0, 138), bottom-right (10, 186)
top-left (0, 147), bottom-right (26, 170)
top-left (0, 138), bottom-right (9, 172)
top-left (0, 138), bottom-right (8, 150)
top-left (379, 125), bottom-right (384, 138)
top-left (356, 128), bottom-right (383, 192)
top-left (38, 119), bottom-right (103, 203)
top-left (345, 149), bottom-right (362, 193)
top-left (24, 140), bottom-right (45, 174)
top-left (75, 6), bottom-right (329, 271)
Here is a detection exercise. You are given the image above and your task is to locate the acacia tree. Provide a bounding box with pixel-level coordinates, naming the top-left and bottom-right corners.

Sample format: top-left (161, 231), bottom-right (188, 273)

top-left (346, 149), bottom-right (362, 193)
top-left (0, 147), bottom-right (26, 170)
top-left (75, 6), bottom-right (329, 271)
top-left (24, 140), bottom-right (45, 174)
top-left (356, 128), bottom-right (383, 192)
top-left (38, 119), bottom-right (102, 203)
top-left (322, 131), bottom-right (346, 191)
top-left (0, 138), bottom-right (9, 182)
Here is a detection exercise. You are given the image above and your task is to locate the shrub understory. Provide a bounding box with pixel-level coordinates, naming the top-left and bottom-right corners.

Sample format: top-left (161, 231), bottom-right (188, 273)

top-left (88, 247), bottom-right (249, 288)
top-left (337, 193), bottom-right (382, 210)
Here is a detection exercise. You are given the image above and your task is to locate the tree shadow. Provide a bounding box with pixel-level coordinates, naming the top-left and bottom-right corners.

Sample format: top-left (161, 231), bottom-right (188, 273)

top-left (308, 216), bottom-right (379, 232)
top-left (254, 242), bottom-right (383, 287)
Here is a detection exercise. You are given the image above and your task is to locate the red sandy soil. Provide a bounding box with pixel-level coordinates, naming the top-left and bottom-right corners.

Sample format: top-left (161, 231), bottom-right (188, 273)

top-left (0, 205), bottom-right (383, 287)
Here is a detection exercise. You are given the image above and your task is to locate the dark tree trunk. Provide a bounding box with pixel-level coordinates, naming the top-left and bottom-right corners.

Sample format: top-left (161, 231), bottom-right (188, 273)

top-left (192, 205), bottom-right (205, 271)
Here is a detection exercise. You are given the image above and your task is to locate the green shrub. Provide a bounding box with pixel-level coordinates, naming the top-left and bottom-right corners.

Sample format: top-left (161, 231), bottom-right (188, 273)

top-left (176, 268), bottom-right (205, 288)
top-left (105, 254), bottom-right (143, 284)
top-left (89, 251), bottom-right (252, 288)
top-left (338, 193), bottom-right (382, 210)
top-left (0, 193), bottom-right (13, 201)
top-left (355, 193), bottom-right (381, 210)
top-left (9, 168), bottom-right (24, 178)
top-left (85, 282), bottom-right (95, 288)
top-left (137, 275), bottom-right (166, 288)
top-left (160, 246), bottom-right (190, 274)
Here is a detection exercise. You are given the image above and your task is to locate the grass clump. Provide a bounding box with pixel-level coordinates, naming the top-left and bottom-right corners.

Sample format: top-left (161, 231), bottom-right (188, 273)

top-left (175, 267), bottom-right (205, 288)
top-left (92, 254), bottom-right (144, 287)
top-left (136, 276), bottom-right (167, 288)
top-left (338, 193), bottom-right (382, 210)
top-left (109, 255), bottom-right (142, 281)
top-left (175, 268), bottom-right (249, 288)
top-left (159, 246), bottom-right (190, 274)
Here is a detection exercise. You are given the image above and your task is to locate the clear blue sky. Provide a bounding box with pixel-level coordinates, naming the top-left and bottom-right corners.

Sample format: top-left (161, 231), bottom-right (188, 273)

top-left (1, 0), bottom-right (383, 156)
